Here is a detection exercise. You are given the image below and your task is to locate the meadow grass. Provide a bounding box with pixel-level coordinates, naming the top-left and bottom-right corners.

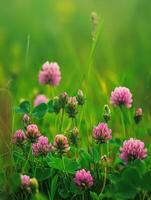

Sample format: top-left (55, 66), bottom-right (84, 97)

top-left (0, 0), bottom-right (151, 199)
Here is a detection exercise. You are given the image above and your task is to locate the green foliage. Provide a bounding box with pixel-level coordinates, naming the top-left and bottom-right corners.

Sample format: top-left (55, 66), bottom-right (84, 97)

top-left (32, 103), bottom-right (48, 119)
top-left (35, 168), bottom-right (52, 181)
top-left (50, 175), bottom-right (58, 200)
top-left (15, 101), bottom-right (31, 114)
top-left (10, 173), bottom-right (21, 193)
top-left (141, 171), bottom-right (151, 191)
top-left (48, 156), bottom-right (79, 174)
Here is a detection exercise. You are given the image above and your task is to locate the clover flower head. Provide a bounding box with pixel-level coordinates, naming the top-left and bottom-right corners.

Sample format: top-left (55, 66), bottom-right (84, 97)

top-left (110, 86), bottom-right (133, 108)
top-left (21, 175), bottom-right (31, 192)
top-left (39, 61), bottom-right (61, 86)
top-left (12, 129), bottom-right (25, 146)
top-left (74, 169), bottom-right (93, 189)
top-left (32, 136), bottom-right (53, 156)
top-left (93, 123), bottom-right (112, 143)
top-left (34, 94), bottom-right (48, 107)
top-left (120, 138), bottom-right (147, 163)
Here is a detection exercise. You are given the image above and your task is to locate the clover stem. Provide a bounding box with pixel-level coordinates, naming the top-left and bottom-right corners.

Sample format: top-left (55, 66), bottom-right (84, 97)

top-left (22, 145), bottom-right (32, 172)
top-left (82, 193), bottom-right (85, 200)
top-left (120, 107), bottom-right (126, 139)
top-left (100, 167), bottom-right (107, 194)
top-left (59, 108), bottom-right (65, 132)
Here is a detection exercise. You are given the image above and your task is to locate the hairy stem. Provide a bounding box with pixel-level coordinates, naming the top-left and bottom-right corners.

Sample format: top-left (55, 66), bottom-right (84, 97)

top-left (120, 107), bottom-right (126, 138)
top-left (100, 167), bottom-right (107, 194)
top-left (59, 108), bottom-right (65, 132)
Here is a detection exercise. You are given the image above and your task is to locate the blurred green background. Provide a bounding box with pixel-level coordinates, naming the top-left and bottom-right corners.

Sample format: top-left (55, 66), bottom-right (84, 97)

top-left (0, 0), bottom-right (151, 112)
top-left (1, 1), bottom-right (151, 197)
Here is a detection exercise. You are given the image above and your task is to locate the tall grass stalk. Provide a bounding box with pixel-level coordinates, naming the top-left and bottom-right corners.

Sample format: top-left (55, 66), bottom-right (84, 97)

top-left (85, 18), bottom-right (104, 96)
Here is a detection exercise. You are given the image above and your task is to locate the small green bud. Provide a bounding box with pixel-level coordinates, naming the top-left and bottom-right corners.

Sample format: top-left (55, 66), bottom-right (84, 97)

top-left (76, 89), bottom-right (85, 106)
top-left (103, 104), bottom-right (111, 122)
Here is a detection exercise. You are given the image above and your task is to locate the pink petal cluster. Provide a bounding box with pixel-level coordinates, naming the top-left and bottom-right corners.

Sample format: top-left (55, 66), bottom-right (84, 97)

top-left (26, 124), bottom-right (41, 141)
top-left (110, 86), bottom-right (133, 108)
top-left (32, 136), bottom-right (53, 156)
top-left (39, 61), bottom-right (61, 86)
top-left (34, 94), bottom-right (48, 107)
top-left (120, 138), bottom-right (147, 163)
top-left (12, 130), bottom-right (25, 145)
top-left (54, 134), bottom-right (70, 153)
top-left (93, 123), bottom-right (112, 143)
top-left (21, 175), bottom-right (30, 188)
top-left (74, 169), bottom-right (93, 189)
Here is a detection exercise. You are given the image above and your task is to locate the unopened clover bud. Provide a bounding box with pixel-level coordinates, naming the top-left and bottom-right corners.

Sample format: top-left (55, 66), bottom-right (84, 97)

top-left (134, 108), bottom-right (143, 124)
top-left (59, 92), bottom-right (68, 108)
top-left (23, 114), bottom-right (30, 126)
top-left (54, 134), bottom-right (70, 155)
top-left (30, 178), bottom-right (39, 193)
top-left (69, 127), bottom-right (79, 146)
top-left (53, 96), bottom-right (61, 114)
top-left (76, 89), bottom-right (85, 106)
top-left (103, 104), bottom-right (111, 123)
top-left (26, 124), bottom-right (41, 143)
top-left (65, 97), bottom-right (78, 118)
top-left (72, 127), bottom-right (79, 136)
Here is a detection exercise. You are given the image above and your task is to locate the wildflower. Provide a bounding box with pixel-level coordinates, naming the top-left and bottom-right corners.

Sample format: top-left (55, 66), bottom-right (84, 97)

top-left (39, 61), bottom-right (61, 86)
top-left (23, 114), bottom-right (30, 126)
top-left (12, 130), bottom-right (25, 146)
top-left (93, 123), bottom-right (112, 144)
top-left (53, 96), bottom-right (61, 114)
top-left (34, 94), bottom-right (48, 107)
top-left (69, 127), bottom-right (79, 146)
top-left (21, 175), bottom-right (31, 192)
top-left (120, 138), bottom-right (147, 164)
top-left (32, 136), bottom-right (53, 156)
top-left (74, 169), bottom-right (93, 189)
top-left (21, 175), bottom-right (38, 193)
top-left (26, 124), bottom-right (41, 142)
top-left (76, 89), bottom-right (85, 106)
top-left (30, 178), bottom-right (39, 193)
top-left (54, 134), bottom-right (70, 154)
top-left (59, 92), bottom-right (68, 108)
top-left (103, 104), bottom-right (111, 123)
top-left (110, 86), bottom-right (133, 108)
top-left (134, 108), bottom-right (143, 124)
top-left (65, 97), bottom-right (78, 118)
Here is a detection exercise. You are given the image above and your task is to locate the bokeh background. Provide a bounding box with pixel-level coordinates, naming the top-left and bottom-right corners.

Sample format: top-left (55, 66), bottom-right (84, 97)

top-left (0, 0), bottom-right (151, 116)
top-left (1, 1), bottom-right (151, 190)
